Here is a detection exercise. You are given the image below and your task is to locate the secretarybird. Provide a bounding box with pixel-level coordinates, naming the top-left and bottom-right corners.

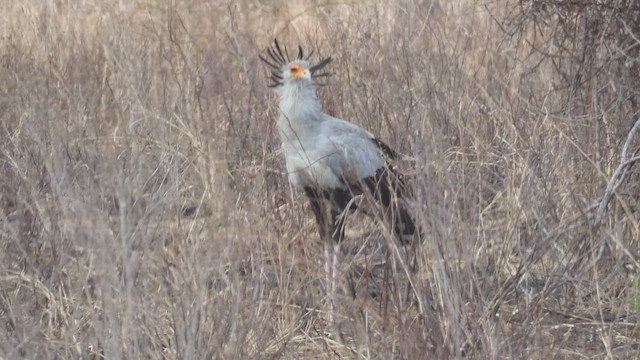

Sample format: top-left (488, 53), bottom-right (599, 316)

top-left (260, 39), bottom-right (416, 242)
top-left (260, 40), bottom-right (417, 318)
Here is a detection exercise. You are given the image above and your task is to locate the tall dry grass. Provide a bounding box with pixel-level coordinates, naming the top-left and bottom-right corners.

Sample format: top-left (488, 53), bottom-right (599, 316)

top-left (1, 0), bottom-right (639, 358)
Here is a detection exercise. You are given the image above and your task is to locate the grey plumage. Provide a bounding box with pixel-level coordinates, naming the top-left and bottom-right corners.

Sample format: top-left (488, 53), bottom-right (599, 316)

top-left (261, 40), bottom-right (416, 243)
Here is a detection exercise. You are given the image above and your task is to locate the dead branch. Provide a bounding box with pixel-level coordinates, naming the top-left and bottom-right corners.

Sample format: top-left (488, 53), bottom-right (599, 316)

top-left (595, 118), bottom-right (640, 224)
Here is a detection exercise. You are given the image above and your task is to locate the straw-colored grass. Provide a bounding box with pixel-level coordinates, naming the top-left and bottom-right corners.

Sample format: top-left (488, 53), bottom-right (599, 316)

top-left (1, 0), bottom-right (639, 358)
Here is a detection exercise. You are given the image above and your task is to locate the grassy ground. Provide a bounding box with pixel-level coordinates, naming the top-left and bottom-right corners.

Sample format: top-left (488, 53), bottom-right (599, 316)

top-left (1, 0), bottom-right (640, 358)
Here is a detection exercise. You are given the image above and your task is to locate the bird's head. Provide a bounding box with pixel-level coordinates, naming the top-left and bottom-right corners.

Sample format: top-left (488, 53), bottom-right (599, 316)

top-left (259, 39), bottom-right (332, 89)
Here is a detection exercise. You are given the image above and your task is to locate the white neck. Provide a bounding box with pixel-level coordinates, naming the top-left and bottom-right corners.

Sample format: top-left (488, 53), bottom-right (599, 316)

top-left (276, 82), bottom-right (323, 141)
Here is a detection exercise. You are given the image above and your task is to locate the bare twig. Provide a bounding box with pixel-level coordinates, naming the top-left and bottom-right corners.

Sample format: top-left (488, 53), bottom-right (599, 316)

top-left (595, 118), bottom-right (640, 224)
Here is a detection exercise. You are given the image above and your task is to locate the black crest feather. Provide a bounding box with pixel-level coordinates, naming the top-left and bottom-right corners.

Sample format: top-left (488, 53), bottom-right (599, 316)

top-left (259, 39), bottom-right (334, 88)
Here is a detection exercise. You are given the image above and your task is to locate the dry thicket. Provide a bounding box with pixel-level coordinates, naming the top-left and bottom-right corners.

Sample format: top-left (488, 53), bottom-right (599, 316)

top-left (1, 0), bottom-right (639, 359)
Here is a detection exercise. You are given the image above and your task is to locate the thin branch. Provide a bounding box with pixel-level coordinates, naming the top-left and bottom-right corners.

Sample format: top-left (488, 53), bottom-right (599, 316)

top-left (594, 118), bottom-right (640, 224)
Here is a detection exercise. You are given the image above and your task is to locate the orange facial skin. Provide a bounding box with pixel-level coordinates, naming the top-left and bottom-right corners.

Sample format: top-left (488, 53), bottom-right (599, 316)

top-left (289, 63), bottom-right (307, 79)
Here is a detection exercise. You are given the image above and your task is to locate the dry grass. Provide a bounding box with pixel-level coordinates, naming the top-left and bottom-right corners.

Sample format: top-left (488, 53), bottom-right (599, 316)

top-left (1, 0), bottom-right (639, 358)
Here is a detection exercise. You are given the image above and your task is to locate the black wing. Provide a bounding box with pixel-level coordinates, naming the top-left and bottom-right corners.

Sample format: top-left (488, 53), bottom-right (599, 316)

top-left (361, 138), bottom-right (417, 242)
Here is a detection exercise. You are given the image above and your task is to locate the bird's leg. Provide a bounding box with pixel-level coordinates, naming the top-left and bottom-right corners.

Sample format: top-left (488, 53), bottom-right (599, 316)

top-left (304, 187), bottom-right (332, 240)
top-left (329, 187), bottom-right (353, 242)
top-left (305, 187), bottom-right (339, 323)
top-left (320, 238), bottom-right (342, 325)
top-left (325, 204), bottom-right (344, 325)
top-left (304, 187), bottom-right (354, 324)
top-left (323, 240), bottom-right (335, 324)
top-left (332, 240), bottom-right (341, 323)
top-left (331, 207), bottom-right (347, 243)
top-left (326, 189), bottom-right (353, 325)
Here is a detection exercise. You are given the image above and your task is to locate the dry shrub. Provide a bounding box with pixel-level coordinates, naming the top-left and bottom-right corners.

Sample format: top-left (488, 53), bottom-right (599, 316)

top-left (1, 0), bottom-right (639, 359)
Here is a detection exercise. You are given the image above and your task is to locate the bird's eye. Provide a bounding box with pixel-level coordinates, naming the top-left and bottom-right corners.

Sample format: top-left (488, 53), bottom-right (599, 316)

top-left (289, 64), bottom-right (300, 73)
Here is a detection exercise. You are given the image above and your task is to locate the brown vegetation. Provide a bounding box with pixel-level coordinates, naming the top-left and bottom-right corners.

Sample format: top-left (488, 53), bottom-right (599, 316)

top-left (1, 0), bottom-right (639, 358)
